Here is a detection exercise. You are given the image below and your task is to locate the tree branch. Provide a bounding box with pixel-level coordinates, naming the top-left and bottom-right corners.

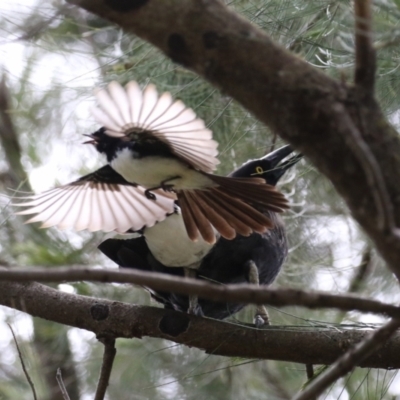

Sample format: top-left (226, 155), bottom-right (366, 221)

top-left (1, 280), bottom-right (400, 368)
top-left (94, 337), bottom-right (116, 400)
top-left (293, 318), bottom-right (400, 400)
top-left (354, 0), bottom-right (376, 92)
top-left (56, 369), bottom-right (71, 400)
top-left (347, 246), bottom-right (372, 294)
top-left (0, 266), bottom-right (400, 318)
top-left (8, 324), bottom-right (38, 400)
top-left (332, 103), bottom-right (399, 237)
top-left (64, 0), bottom-right (400, 283)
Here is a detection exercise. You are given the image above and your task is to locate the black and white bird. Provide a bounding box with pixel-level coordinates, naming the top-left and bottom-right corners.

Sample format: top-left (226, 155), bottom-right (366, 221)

top-left (14, 81), bottom-right (288, 243)
top-left (82, 129), bottom-right (214, 313)
top-left (99, 145), bottom-right (302, 325)
top-left (86, 129), bottom-right (215, 265)
top-left (85, 81), bottom-right (289, 243)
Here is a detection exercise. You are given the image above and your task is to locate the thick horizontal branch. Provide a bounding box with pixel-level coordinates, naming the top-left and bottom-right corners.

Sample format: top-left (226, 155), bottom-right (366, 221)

top-left (1, 266), bottom-right (400, 318)
top-left (1, 279), bottom-right (400, 368)
top-left (66, 0), bottom-right (400, 282)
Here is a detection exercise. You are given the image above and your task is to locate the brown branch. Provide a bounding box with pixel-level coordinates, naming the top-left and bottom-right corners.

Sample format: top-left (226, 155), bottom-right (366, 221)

top-left (293, 318), bottom-right (400, 400)
top-left (306, 364), bottom-right (314, 380)
top-left (304, 364), bottom-right (317, 400)
top-left (1, 266), bottom-right (400, 318)
top-left (335, 246), bottom-right (373, 323)
top-left (94, 337), bottom-right (116, 400)
top-left (1, 280), bottom-right (400, 368)
top-left (65, 0), bottom-right (400, 285)
top-left (56, 369), bottom-right (71, 400)
top-left (332, 103), bottom-right (400, 237)
top-left (354, 0), bottom-right (376, 92)
top-left (8, 324), bottom-right (38, 400)
top-left (347, 246), bottom-right (372, 294)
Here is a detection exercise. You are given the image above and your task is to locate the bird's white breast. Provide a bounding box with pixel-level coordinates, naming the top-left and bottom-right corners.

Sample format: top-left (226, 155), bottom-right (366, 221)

top-left (144, 213), bottom-right (214, 268)
top-left (111, 148), bottom-right (214, 189)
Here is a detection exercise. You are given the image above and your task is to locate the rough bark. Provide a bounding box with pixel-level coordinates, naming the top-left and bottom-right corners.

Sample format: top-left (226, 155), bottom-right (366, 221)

top-left (2, 280), bottom-right (400, 369)
top-left (1, 266), bottom-right (400, 318)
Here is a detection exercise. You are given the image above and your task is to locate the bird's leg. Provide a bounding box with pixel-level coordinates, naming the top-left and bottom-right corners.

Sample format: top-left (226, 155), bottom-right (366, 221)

top-left (247, 260), bottom-right (270, 327)
top-left (144, 189), bottom-right (157, 200)
top-left (160, 176), bottom-right (180, 192)
top-left (144, 176), bottom-right (180, 199)
top-left (184, 267), bottom-right (198, 315)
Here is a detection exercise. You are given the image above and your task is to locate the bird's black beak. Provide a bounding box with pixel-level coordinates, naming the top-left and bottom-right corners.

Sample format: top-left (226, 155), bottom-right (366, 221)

top-left (261, 145), bottom-right (295, 168)
top-left (82, 134), bottom-right (97, 145)
top-left (260, 145), bottom-right (303, 185)
top-left (263, 145), bottom-right (303, 169)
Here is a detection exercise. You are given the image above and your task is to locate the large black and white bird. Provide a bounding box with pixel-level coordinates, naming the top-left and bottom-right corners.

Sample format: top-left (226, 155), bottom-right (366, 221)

top-left (99, 145), bottom-right (302, 325)
top-left (14, 81), bottom-right (288, 244)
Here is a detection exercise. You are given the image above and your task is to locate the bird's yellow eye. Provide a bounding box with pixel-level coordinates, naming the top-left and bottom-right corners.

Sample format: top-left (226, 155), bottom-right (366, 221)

top-left (255, 166), bottom-right (264, 175)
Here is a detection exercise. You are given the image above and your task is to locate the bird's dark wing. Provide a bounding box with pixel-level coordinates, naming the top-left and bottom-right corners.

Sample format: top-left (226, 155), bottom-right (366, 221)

top-left (177, 174), bottom-right (289, 243)
top-left (13, 165), bottom-right (175, 233)
top-left (98, 237), bottom-right (150, 269)
top-left (76, 164), bottom-right (134, 185)
top-left (91, 81), bottom-right (220, 172)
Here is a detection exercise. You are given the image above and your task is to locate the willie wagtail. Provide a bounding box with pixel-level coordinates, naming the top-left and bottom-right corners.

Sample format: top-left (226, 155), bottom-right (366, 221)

top-left (88, 81), bottom-right (289, 243)
top-left (14, 81), bottom-right (288, 245)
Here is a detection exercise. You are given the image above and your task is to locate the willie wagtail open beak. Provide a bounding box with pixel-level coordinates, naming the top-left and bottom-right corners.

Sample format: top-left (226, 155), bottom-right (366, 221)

top-left (82, 134), bottom-right (97, 145)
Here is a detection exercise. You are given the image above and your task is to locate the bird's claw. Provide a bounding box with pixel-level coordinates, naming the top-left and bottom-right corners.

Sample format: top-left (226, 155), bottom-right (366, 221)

top-left (144, 190), bottom-right (156, 200)
top-left (254, 313), bottom-right (270, 328)
top-left (161, 183), bottom-right (174, 193)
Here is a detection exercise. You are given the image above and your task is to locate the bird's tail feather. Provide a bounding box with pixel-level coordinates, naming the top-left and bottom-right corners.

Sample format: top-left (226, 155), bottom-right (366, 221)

top-left (178, 174), bottom-right (288, 243)
top-left (206, 174), bottom-right (289, 210)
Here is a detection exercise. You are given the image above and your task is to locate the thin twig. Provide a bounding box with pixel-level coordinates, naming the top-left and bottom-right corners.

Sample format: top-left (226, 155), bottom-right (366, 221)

top-left (293, 318), bottom-right (400, 400)
top-left (306, 364), bottom-right (314, 380)
top-left (354, 0), bottom-right (376, 91)
top-left (335, 246), bottom-right (373, 323)
top-left (347, 246), bottom-right (372, 294)
top-left (8, 324), bottom-right (38, 400)
top-left (94, 337), bottom-right (116, 400)
top-left (268, 132), bottom-right (277, 153)
top-left (304, 364), bottom-right (317, 400)
top-left (1, 266), bottom-right (400, 317)
top-left (56, 369), bottom-right (71, 400)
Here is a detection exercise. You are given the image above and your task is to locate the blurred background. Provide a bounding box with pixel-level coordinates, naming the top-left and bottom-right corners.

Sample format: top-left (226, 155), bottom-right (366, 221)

top-left (0, 0), bottom-right (400, 398)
